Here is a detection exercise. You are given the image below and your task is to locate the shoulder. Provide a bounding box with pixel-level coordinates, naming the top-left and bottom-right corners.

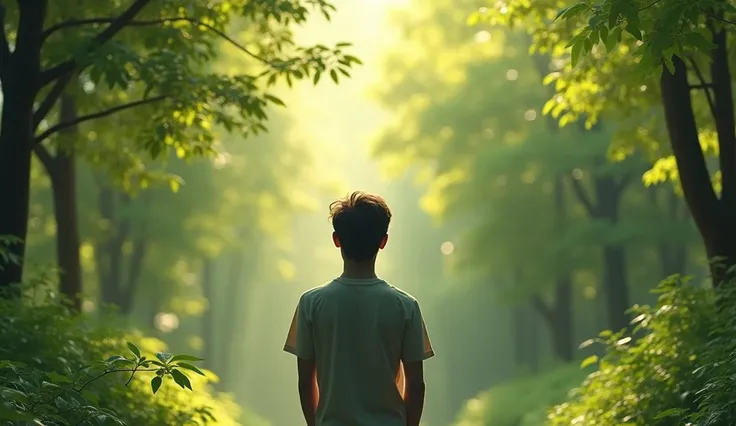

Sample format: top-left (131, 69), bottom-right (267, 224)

top-left (298, 282), bottom-right (331, 305)
top-left (383, 282), bottom-right (420, 308)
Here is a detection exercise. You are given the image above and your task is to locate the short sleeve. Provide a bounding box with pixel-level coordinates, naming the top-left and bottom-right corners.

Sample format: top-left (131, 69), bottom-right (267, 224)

top-left (283, 295), bottom-right (315, 360)
top-left (401, 300), bottom-right (435, 362)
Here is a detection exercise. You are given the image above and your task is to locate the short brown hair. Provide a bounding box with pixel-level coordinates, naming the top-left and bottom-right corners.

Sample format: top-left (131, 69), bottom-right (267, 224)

top-left (329, 191), bottom-right (392, 261)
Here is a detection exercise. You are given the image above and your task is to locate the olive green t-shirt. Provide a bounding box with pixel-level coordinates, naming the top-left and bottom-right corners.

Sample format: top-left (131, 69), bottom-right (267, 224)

top-left (283, 277), bottom-right (434, 426)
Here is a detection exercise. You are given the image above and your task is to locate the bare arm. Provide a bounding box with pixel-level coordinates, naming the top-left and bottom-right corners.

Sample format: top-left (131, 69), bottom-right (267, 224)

top-left (403, 360), bottom-right (426, 426)
top-left (297, 357), bottom-right (318, 426)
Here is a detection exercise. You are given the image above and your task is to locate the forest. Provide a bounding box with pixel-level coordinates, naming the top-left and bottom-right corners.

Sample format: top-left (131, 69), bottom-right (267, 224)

top-left (2, 0), bottom-right (736, 425)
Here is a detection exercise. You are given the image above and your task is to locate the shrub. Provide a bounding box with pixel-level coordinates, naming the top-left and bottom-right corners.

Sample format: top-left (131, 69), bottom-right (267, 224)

top-left (452, 363), bottom-right (591, 426)
top-left (547, 275), bottom-right (736, 426)
top-left (0, 271), bottom-right (267, 426)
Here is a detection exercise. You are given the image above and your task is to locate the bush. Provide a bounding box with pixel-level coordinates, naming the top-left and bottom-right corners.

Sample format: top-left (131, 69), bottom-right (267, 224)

top-left (548, 275), bottom-right (736, 426)
top-left (452, 363), bottom-right (591, 426)
top-left (0, 272), bottom-right (268, 426)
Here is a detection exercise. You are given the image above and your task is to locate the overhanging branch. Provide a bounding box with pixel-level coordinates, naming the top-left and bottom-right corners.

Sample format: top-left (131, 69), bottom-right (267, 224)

top-left (38, 0), bottom-right (154, 87)
top-left (42, 17), bottom-right (270, 65)
top-left (567, 175), bottom-right (597, 216)
top-left (34, 95), bottom-right (167, 145)
top-left (0, 4), bottom-right (10, 82)
top-left (33, 74), bottom-right (74, 130)
top-left (687, 57), bottom-right (716, 119)
top-left (33, 144), bottom-right (56, 175)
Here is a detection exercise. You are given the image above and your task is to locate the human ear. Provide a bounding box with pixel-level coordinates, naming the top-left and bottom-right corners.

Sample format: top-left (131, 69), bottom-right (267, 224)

top-left (378, 234), bottom-right (388, 250)
top-left (332, 232), bottom-right (341, 248)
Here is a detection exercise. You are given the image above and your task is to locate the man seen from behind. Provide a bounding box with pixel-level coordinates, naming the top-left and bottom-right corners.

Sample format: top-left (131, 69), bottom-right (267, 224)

top-left (283, 191), bottom-right (434, 426)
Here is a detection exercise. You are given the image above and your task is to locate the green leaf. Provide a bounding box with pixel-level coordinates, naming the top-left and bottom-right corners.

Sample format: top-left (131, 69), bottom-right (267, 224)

top-left (571, 40), bottom-right (583, 68)
top-left (155, 352), bottom-right (172, 363)
top-left (169, 354), bottom-right (205, 363)
top-left (171, 369), bottom-right (193, 391)
top-left (46, 371), bottom-right (73, 384)
top-left (0, 388), bottom-right (29, 403)
top-left (126, 342), bottom-right (141, 358)
top-left (344, 54), bottom-right (362, 65)
top-left (682, 31), bottom-right (716, 53)
top-left (663, 55), bottom-right (675, 74)
top-left (176, 362), bottom-right (206, 376)
top-left (654, 408), bottom-right (685, 420)
top-left (330, 69), bottom-right (339, 83)
top-left (554, 3), bottom-right (588, 22)
top-left (580, 355), bottom-right (599, 368)
top-left (150, 376), bottom-right (162, 394)
top-left (625, 21), bottom-right (642, 40)
top-left (0, 404), bottom-right (34, 421)
top-left (313, 70), bottom-right (321, 85)
top-left (264, 94), bottom-right (285, 106)
top-left (604, 27), bottom-right (620, 51)
top-left (168, 177), bottom-right (183, 193)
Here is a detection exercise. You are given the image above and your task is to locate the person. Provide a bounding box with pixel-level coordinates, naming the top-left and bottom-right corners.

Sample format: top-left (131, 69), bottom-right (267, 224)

top-left (283, 191), bottom-right (434, 426)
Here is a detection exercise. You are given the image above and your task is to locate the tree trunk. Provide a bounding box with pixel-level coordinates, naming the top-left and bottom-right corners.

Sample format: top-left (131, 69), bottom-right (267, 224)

top-left (512, 304), bottom-right (526, 369)
top-left (551, 175), bottom-right (574, 361)
top-left (513, 302), bottom-right (540, 373)
top-left (118, 238), bottom-right (147, 314)
top-left (49, 153), bottom-right (83, 310)
top-left (569, 163), bottom-right (631, 332)
top-left (660, 44), bottom-right (736, 286)
top-left (601, 245), bottom-right (629, 331)
top-left (527, 305), bottom-right (539, 373)
top-left (218, 248), bottom-right (247, 389)
top-left (39, 94), bottom-right (84, 311)
top-left (660, 189), bottom-right (688, 277)
top-left (201, 258), bottom-right (215, 369)
top-left (0, 2), bottom-right (47, 292)
top-left (96, 187), bottom-right (128, 308)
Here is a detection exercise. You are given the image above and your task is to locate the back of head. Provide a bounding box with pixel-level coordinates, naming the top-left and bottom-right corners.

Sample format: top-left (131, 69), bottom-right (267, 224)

top-left (329, 191), bottom-right (392, 262)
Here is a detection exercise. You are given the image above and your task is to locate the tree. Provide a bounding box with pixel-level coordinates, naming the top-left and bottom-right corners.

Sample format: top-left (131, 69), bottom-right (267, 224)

top-left (0, 0), bottom-right (360, 292)
top-left (475, 0), bottom-right (736, 285)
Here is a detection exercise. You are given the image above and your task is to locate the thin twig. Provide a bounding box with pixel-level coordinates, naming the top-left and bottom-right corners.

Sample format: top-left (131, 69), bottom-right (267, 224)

top-left (567, 175), bottom-right (598, 216)
top-left (43, 17), bottom-right (272, 65)
top-left (39, 0), bottom-right (155, 87)
top-left (639, 0), bottom-right (662, 11)
top-left (700, 7), bottom-right (736, 26)
top-left (34, 95), bottom-right (168, 145)
top-left (687, 57), bottom-right (717, 119)
top-left (33, 73), bottom-right (74, 131)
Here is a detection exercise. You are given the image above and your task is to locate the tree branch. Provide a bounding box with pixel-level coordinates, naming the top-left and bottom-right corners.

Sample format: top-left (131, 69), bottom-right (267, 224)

top-left (42, 17), bottom-right (270, 64)
top-left (530, 295), bottom-right (554, 326)
top-left (34, 95), bottom-right (167, 145)
top-left (690, 83), bottom-right (714, 90)
top-left (38, 0), bottom-right (154, 87)
top-left (0, 4), bottom-right (10, 83)
top-left (33, 144), bottom-right (57, 176)
top-left (687, 57), bottom-right (716, 120)
top-left (33, 73), bottom-right (74, 130)
top-left (567, 175), bottom-right (597, 216)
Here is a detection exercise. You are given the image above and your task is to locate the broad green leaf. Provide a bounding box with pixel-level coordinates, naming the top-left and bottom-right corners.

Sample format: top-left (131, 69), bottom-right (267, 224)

top-left (150, 376), bottom-right (162, 394)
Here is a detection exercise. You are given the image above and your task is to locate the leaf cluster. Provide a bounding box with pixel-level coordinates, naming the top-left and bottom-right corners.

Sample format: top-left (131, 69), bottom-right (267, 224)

top-left (0, 272), bottom-right (251, 426)
top-left (547, 273), bottom-right (736, 426)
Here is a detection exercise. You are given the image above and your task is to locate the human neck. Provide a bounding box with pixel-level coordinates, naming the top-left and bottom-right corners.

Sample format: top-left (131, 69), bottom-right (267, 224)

top-left (340, 260), bottom-right (377, 280)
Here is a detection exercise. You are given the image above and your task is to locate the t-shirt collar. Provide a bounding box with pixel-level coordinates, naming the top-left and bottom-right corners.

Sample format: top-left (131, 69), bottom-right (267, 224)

top-left (335, 276), bottom-right (384, 286)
